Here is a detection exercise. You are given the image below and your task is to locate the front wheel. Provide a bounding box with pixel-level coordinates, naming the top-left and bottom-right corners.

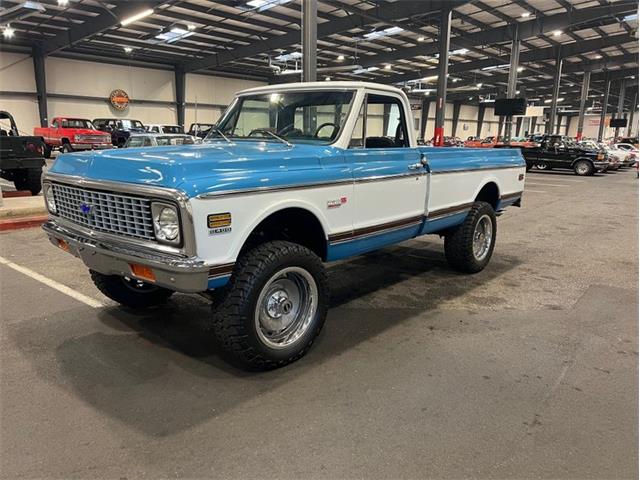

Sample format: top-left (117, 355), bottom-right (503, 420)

top-left (90, 271), bottom-right (174, 308)
top-left (207, 241), bottom-right (328, 370)
top-left (444, 201), bottom-right (497, 273)
top-left (60, 143), bottom-right (73, 153)
top-left (574, 160), bottom-right (594, 176)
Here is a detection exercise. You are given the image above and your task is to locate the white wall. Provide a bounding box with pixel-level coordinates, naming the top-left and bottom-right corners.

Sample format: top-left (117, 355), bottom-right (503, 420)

top-left (567, 112), bottom-right (640, 139)
top-left (0, 51), bottom-right (266, 132)
top-left (0, 52), bottom-right (40, 132)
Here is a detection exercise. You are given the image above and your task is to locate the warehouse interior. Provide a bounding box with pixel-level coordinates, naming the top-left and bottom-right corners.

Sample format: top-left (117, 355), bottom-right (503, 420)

top-left (0, 1), bottom-right (638, 479)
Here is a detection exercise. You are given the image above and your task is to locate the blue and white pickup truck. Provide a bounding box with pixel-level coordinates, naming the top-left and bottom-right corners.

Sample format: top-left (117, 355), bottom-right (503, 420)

top-left (42, 82), bottom-right (525, 369)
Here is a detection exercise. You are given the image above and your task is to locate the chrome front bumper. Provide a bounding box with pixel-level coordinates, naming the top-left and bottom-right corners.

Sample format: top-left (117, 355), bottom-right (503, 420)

top-left (42, 219), bottom-right (210, 293)
top-left (69, 143), bottom-right (113, 150)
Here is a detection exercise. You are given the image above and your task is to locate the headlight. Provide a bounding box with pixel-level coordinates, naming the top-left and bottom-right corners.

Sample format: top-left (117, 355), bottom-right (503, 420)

top-left (44, 184), bottom-right (56, 214)
top-left (597, 153), bottom-right (604, 160)
top-left (151, 202), bottom-right (180, 244)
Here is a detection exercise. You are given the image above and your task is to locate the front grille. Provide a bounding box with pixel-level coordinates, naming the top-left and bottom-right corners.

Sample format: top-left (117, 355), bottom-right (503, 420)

top-left (76, 135), bottom-right (110, 143)
top-left (51, 183), bottom-right (155, 241)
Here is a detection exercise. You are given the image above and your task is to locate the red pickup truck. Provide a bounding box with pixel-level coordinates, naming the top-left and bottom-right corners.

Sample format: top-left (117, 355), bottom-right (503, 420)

top-left (34, 117), bottom-right (112, 154)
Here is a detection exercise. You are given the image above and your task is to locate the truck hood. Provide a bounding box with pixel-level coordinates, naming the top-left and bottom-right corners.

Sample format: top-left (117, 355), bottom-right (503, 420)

top-left (48, 140), bottom-right (342, 197)
top-left (74, 129), bottom-right (109, 136)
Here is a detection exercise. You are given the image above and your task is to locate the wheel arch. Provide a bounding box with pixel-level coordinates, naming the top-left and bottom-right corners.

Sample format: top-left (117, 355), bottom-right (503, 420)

top-left (473, 180), bottom-right (501, 211)
top-left (236, 200), bottom-right (330, 261)
top-left (570, 156), bottom-right (594, 167)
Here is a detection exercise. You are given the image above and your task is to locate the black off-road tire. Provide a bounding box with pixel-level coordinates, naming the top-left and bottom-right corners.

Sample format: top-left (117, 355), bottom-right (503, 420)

top-left (573, 159), bottom-right (594, 176)
top-left (444, 201), bottom-right (497, 274)
top-left (207, 241), bottom-right (329, 371)
top-left (13, 167), bottom-right (43, 195)
top-left (90, 270), bottom-right (173, 308)
top-left (61, 142), bottom-right (73, 153)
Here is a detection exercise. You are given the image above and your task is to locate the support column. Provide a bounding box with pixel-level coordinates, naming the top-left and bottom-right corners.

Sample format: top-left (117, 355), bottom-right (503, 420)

top-left (302, 0), bottom-right (317, 82)
top-left (576, 70), bottom-right (591, 140)
top-left (420, 97), bottom-right (431, 142)
top-left (627, 92), bottom-right (637, 137)
top-left (32, 46), bottom-right (48, 127)
top-left (530, 116), bottom-right (537, 134)
top-left (564, 117), bottom-right (571, 136)
top-left (515, 116), bottom-right (523, 136)
top-left (615, 80), bottom-right (626, 138)
top-left (548, 51), bottom-right (563, 134)
top-left (497, 116), bottom-right (504, 138)
top-left (504, 24), bottom-right (520, 144)
top-left (451, 101), bottom-right (461, 137)
top-left (476, 104), bottom-right (485, 138)
top-left (175, 66), bottom-right (186, 128)
top-left (433, 7), bottom-right (452, 147)
top-left (598, 77), bottom-right (610, 142)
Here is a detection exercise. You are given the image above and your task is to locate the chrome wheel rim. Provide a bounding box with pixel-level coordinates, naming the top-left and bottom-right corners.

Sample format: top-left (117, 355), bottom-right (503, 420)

top-left (576, 162), bottom-right (588, 174)
top-left (473, 214), bottom-right (493, 261)
top-left (535, 163), bottom-right (548, 170)
top-left (255, 267), bottom-right (318, 349)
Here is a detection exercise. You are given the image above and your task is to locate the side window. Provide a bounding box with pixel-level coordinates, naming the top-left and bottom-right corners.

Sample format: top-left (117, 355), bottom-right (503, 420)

top-left (143, 137), bottom-right (153, 146)
top-left (350, 94), bottom-right (409, 149)
top-left (52, 119), bottom-right (59, 128)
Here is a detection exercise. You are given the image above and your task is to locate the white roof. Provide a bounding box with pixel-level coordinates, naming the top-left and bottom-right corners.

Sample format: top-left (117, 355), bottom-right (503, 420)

top-left (238, 81), bottom-right (405, 96)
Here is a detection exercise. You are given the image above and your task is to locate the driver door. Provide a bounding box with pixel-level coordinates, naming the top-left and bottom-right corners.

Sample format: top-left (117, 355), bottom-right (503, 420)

top-left (340, 92), bottom-right (426, 254)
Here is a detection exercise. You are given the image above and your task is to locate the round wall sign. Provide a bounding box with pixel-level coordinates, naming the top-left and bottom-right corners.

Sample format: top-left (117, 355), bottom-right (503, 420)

top-left (109, 89), bottom-right (130, 111)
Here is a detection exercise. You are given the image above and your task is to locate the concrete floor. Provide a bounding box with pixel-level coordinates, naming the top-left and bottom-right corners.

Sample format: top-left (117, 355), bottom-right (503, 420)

top-left (1, 168), bottom-right (637, 479)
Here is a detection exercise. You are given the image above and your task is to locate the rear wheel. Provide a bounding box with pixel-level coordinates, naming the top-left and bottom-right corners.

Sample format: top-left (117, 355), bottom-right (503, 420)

top-left (90, 270), bottom-right (174, 308)
top-left (206, 240), bottom-right (328, 370)
top-left (444, 201), bottom-right (497, 274)
top-left (574, 160), bottom-right (594, 176)
top-left (13, 167), bottom-right (43, 195)
top-left (535, 163), bottom-right (550, 170)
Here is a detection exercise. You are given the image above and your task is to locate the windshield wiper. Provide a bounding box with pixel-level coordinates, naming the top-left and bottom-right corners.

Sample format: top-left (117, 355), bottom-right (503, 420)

top-left (255, 129), bottom-right (292, 147)
top-left (209, 126), bottom-right (231, 143)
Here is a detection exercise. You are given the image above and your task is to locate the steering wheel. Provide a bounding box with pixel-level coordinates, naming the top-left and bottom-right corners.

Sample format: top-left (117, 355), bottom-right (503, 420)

top-left (314, 122), bottom-right (339, 139)
top-left (277, 124), bottom-right (303, 137)
top-left (247, 128), bottom-right (272, 137)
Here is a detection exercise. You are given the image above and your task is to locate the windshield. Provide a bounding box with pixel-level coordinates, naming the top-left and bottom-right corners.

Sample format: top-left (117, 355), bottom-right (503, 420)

top-left (207, 90), bottom-right (354, 145)
top-left (163, 125), bottom-right (184, 134)
top-left (61, 119), bottom-right (95, 129)
top-left (117, 120), bottom-right (144, 129)
top-left (156, 135), bottom-right (194, 146)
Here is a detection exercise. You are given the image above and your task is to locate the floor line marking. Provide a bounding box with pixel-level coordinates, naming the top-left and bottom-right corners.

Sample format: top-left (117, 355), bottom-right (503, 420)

top-left (0, 256), bottom-right (105, 308)
top-left (525, 182), bottom-right (572, 187)
top-left (523, 189), bottom-right (547, 193)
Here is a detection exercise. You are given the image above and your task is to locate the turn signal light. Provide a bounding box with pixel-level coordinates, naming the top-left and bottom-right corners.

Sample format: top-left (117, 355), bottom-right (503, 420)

top-left (129, 263), bottom-right (156, 282)
top-left (57, 239), bottom-right (70, 252)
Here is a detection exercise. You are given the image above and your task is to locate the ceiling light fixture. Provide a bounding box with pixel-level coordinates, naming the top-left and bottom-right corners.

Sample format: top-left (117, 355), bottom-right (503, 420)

top-left (418, 36), bottom-right (425, 42)
top-left (121, 8), bottom-right (154, 26)
top-left (123, 46), bottom-right (133, 53)
top-left (553, 30), bottom-right (562, 37)
top-left (156, 27), bottom-right (195, 43)
top-left (2, 25), bottom-right (14, 39)
top-left (246, 0), bottom-right (290, 11)
top-left (521, 12), bottom-right (531, 18)
top-left (516, 90), bottom-right (520, 94)
top-left (275, 51), bottom-right (302, 62)
top-left (337, 55), bottom-right (345, 61)
top-left (384, 64), bottom-right (392, 70)
top-left (352, 66), bottom-right (380, 74)
top-left (476, 83), bottom-right (483, 88)
top-left (517, 66), bottom-right (524, 72)
top-left (363, 26), bottom-right (404, 41)
top-left (325, 76), bottom-right (331, 81)
top-left (187, 24), bottom-right (196, 31)
top-left (57, 0), bottom-right (69, 6)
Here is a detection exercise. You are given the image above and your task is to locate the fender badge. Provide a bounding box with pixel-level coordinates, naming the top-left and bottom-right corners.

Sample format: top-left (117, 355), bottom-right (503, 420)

top-left (208, 212), bottom-right (232, 235)
top-left (327, 196), bottom-right (347, 209)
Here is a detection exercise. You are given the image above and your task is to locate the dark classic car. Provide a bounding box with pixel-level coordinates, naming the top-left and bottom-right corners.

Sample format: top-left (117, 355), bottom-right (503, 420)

top-left (93, 118), bottom-right (146, 147)
top-left (0, 110), bottom-right (46, 194)
top-left (522, 134), bottom-right (608, 175)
